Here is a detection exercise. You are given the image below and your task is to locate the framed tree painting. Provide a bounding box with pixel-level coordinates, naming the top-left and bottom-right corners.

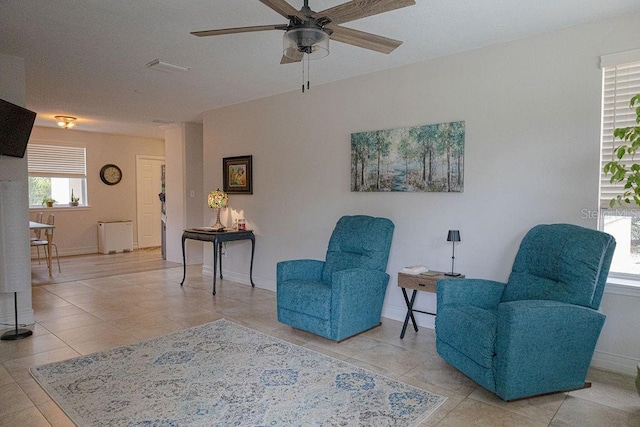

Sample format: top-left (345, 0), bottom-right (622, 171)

top-left (351, 121), bottom-right (465, 192)
top-left (223, 155), bottom-right (252, 194)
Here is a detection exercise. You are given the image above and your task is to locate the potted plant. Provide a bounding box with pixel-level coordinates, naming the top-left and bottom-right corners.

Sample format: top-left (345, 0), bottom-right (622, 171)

top-left (605, 96), bottom-right (640, 398)
top-left (41, 197), bottom-right (56, 208)
top-left (70, 190), bottom-right (79, 206)
top-left (603, 94), bottom-right (640, 206)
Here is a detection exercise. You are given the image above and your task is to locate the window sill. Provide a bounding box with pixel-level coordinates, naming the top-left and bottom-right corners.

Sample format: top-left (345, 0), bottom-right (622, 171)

top-left (605, 276), bottom-right (640, 297)
top-left (30, 205), bottom-right (91, 211)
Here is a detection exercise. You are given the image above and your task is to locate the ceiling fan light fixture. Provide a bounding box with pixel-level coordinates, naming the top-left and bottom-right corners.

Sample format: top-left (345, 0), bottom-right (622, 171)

top-left (283, 27), bottom-right (329, 60)
top-left (54, 116), bottom-right (77, 129)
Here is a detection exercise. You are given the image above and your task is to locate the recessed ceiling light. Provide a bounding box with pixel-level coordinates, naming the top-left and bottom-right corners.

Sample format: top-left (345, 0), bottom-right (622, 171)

top-left (146, 59), bottom-right (190, 74)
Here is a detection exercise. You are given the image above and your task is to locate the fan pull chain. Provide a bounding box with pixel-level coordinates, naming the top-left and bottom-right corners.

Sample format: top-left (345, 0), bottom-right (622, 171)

top-left (301, 54), bottom-right (311, 93)
top-left (307, 55), bottom-right (310, 91)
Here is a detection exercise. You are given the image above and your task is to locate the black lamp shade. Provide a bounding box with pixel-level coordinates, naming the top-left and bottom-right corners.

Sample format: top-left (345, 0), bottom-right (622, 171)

top-left (447, 230), bottom-right (461, 242)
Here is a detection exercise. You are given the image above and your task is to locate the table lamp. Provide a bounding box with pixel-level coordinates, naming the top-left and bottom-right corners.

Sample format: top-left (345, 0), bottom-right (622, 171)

top-left (445, 229), bottom-right (461, 277)
top-left (207, 189), bottom-right (228, 231)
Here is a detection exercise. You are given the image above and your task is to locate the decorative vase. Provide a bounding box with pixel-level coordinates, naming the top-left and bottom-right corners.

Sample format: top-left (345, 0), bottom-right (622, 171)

top-left (212, 207), bottom-right (224, 231)
top-left (70, 202), bottom-right (79, 206)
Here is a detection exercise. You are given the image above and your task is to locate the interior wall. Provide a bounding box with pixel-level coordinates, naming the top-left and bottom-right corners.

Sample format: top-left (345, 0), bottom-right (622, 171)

top-left (27, 126), bottom-right (164, 255)
top-left (184, 122), bottom-right (204, 262)
top-left (164, 125), bottom-right (185, 263)
top-left (201, 13), bottom-right (640, 375)
top-left (0, 54), bottom-right (33, 326)
top-left (164, 122), bottom-right (204, 264)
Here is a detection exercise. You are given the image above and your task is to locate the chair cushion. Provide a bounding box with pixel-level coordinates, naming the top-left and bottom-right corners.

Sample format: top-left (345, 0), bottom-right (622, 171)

top-left (321, 216), bottom-right (394, 283)
top-left (502, 224), bottom-right (615, 309)
top-left (435, 305), bottom-right (498, 369)
top-left (277, 279), bottom-right (332, 320)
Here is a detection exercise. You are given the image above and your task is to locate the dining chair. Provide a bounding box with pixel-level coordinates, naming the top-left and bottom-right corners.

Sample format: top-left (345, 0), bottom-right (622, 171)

top-left (30, 214), bottom-right (61, 273)
top-left (30, 212), bottom-right (45, 263)
top-left (30, 212), bottom-right (43, 242)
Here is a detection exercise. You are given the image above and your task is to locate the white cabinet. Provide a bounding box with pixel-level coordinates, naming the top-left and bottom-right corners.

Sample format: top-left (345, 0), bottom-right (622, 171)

top-left (98, 221), bottom-right (133, 254)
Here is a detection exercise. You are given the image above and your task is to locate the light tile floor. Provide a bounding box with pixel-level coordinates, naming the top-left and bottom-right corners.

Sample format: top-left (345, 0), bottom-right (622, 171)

top-left (1, 265), bottom-right (638, 426)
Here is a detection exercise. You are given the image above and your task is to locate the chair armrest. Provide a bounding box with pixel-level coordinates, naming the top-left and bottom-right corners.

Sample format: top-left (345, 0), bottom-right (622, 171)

top-left (330, 269), bottom-right (390, 331)
top-left (494, 300), bottom-right (606, 399)
top-left (437, 278), bottom-right (506, 309)
top-left (277, 259), bottom-right (325, 283)
top-left (331, 269), bottom-right (390, 302)
top-left (497, 300), bottom-right (606, 345)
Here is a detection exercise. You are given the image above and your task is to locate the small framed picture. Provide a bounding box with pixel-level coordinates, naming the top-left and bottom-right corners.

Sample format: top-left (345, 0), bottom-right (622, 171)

top-left (223, 155), bottom-right (252, 194)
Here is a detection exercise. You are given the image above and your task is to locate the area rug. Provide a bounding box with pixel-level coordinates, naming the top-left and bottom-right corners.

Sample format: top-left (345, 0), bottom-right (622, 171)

top-left (31, 319), bottom-right (446, 426)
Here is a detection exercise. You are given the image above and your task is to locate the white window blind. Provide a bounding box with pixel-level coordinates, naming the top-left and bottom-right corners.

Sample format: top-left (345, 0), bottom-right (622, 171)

top-left (600, 60), bottom-right (640, 208)
top-left (27, 144), bottom-right (86, 178)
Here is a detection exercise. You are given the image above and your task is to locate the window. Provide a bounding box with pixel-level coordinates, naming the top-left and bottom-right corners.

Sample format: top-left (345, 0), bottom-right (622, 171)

top-left (599, 50), bottom-right (640, 276)
top-left (27, 144), bottom-right (87, 207)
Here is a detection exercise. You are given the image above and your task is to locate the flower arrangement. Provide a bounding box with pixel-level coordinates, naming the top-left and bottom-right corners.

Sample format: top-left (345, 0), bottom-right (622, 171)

top-left (71, 189), bottom-right (80, 205)
top-left (208, 189), bottom-right (228, 209)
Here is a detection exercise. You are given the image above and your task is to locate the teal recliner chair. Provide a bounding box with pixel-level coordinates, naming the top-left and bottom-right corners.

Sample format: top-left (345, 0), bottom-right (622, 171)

top-left (435, 223), bottom-right (615, 401)
top-left (277, 215), bottom-right (394, 341)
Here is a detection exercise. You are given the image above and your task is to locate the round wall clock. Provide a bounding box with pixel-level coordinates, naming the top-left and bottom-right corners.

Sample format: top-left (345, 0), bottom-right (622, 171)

top-left (100, 164), bottom-right (122, 185)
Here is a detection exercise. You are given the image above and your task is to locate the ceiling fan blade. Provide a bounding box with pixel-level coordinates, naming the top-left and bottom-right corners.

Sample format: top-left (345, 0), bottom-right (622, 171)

top-left (328, 25), bottom-right (402, 54)
top-left (191, 24), bottom-right (286, 37)
top-left (314, 0), bottom-right (415, 25)
top-left (259, 0), bottom-right (306, 20)
top-left (280, 52), bottom-right (304, 64)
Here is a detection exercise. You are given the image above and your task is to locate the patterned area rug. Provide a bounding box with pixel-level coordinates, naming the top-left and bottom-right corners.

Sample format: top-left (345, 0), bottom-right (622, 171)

top-left (31, 319), bottom-right (446, 426)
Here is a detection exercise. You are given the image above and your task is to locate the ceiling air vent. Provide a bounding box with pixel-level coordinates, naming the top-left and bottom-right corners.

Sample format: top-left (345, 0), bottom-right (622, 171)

top-left (146, 59), bottom-right (190, 74)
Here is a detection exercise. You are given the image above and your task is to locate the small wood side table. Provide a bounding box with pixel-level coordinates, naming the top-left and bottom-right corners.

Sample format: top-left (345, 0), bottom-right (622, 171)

top-left (397, 271), bottom-right (464, 339)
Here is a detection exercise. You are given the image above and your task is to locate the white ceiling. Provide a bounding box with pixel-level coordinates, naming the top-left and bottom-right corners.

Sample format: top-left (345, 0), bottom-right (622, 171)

top-left (2, 0), bottom-right (639, 139)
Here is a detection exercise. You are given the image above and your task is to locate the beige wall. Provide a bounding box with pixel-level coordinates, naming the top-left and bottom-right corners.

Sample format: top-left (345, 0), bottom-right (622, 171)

top-left (28, 126), bottom-right (164, 255)
top-left (202, 13), bottom-right (640, 375)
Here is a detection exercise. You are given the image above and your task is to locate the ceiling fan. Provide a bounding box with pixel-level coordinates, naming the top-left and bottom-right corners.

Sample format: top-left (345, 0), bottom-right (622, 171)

top-left (191, 0), bottom-right (416, 64)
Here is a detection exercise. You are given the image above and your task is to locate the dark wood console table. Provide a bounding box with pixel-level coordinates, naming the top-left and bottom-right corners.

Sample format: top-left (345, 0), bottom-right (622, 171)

top-left (181, 228), bottom-right (255, 295)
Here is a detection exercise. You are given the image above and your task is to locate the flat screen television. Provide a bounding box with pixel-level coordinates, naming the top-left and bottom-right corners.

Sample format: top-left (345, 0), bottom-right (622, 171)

top-left (0, 98), bottom-right (37, 158)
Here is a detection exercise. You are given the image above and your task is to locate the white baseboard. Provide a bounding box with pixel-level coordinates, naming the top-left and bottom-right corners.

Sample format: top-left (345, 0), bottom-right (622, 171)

top-left (591, 349), bottom-right (639, 376)
top-left (30, 246), bottom-right (96, 259)
top-left (29, 244), bottom-right (143, 259)
top-left (201, 266), bottom-right (275, 292)
top-left (381, 303), bottom-right (435, 329)
top-left (58, 246), bottom-right (99, 257)
top-left (194, 271), bottom-right (638, 377)
top-left (382, 302), bottom-right (638, 376)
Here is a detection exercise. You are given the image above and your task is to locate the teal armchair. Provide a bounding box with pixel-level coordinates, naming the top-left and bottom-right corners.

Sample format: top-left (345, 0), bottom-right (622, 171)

top-left (277, 215), bottom-right (394, 341)
top-left (435, 223), bottom-right (616, 401)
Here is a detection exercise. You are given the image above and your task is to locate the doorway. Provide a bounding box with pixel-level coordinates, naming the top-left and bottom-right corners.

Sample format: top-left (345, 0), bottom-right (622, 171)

top-left (136, 156), bottom-right (164, 248)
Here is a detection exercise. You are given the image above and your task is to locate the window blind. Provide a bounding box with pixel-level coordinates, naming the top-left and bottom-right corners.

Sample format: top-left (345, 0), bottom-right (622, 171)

top-left (27, 144), bottom-right (86, 178)
top-left (600, 61), bottom-right (640, 208)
